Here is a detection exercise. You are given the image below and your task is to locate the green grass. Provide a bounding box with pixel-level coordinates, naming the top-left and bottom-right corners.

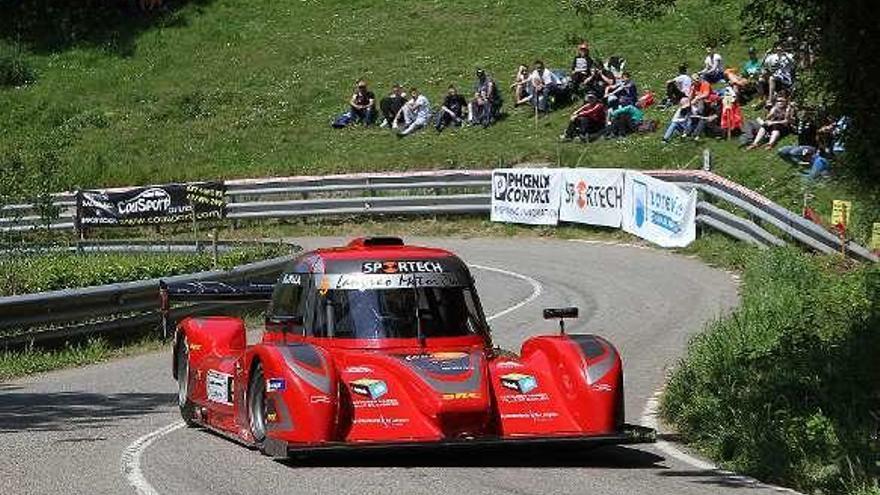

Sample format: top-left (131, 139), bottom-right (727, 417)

top-left (0, 244), bottom-right (286, 296)
top-left (1, 0), bottom-right (876, 243)
top-left (0, 336), bottom-right (164, 380)
top-left (661, 248), bottom-right (880, 494)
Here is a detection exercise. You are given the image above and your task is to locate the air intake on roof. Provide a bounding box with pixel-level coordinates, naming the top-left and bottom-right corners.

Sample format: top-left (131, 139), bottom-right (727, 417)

top-left (351, 237), bottom-right (405, 247)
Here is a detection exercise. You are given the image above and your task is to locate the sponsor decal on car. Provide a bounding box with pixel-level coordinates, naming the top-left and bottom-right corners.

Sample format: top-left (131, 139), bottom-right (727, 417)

top-left (266, 378), bottom-right (286, 392)
top-left (344, 366), bottom-right (373, 374)
top-left (499, 392), bottom-right (550, 403)
top-left (591, 383), bottom-right (613, 392)
top-left (496, 361), bottom-right (524, 369)
top-left (188, 343), bottom-right (202, 351)
top-left (353, 417), bottom-right (410, 427)
top-left (266, 412), bottom-right (278, 423)
top-left (442, 392), bottom-right (481, 400)
top-left (361, 260), bottom-right (444, 274)
top-left (206, 370), bottom-right (233, 405)
top-left (350, 378), bottom-right (388, 400)
top-left (500, 373), bottom-right (538, 394)
top-left (500, 412), bottom-right (559, 420)
top-left (352, 398), bottom-right (399, 408)
top-left (310, 395), bottom-right (331, 404)
top-left (280, 273), bottom-right (301, 285)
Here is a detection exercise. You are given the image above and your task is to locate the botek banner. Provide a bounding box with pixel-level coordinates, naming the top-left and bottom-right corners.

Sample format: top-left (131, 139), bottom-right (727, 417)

top-left (559, 168), bottom-right (624, 228)
top-left (622, 171), bottom-right (696, 248)
top-left (77, 182), bottom-right (226, 227)
top-left (490, 168), bottom-right (562, 225)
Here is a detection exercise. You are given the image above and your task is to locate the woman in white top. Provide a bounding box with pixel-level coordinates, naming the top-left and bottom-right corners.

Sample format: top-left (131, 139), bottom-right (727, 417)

top-left (699, 46), bottom-right (724, 84)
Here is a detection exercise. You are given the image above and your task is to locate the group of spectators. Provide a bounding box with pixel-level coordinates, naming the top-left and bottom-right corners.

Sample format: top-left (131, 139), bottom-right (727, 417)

top-left (656, 42), bottom-right (846, 179)
top-left (331, 40), bottom-right (846, 180)
top-left (332, 69), bottom-right (502, 136)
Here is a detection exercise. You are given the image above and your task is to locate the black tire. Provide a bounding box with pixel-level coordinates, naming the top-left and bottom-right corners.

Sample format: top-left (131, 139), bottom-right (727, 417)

top-left (247, 362), bottom-right (268, 450)
top-left (175, 336), bottom-right (198, 427)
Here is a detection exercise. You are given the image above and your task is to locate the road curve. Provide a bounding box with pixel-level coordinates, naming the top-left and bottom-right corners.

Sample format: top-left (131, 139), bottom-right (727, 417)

top-left (1, 237), bottom-right (778, 495)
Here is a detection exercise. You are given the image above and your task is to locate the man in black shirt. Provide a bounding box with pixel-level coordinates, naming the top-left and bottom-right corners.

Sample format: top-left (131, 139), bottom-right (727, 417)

top-left (379, 84), bottom-right (407, 129)
top-left (349, 79), bottom-right (376, 125)
top-left (435, 85), bottom-right (467, 132)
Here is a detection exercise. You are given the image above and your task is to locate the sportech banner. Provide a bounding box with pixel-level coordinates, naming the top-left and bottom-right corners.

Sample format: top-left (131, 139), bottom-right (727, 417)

top-left (77, 182), bottom-right (226, 227)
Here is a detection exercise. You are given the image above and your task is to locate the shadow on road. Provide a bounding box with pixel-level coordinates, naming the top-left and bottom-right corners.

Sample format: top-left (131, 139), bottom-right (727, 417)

top-left (658, 469), bottom-right (775, 490)
top-left (280, 444), bottom-right (664, 469)
top-left (0, 391), bottom-right (175, 433)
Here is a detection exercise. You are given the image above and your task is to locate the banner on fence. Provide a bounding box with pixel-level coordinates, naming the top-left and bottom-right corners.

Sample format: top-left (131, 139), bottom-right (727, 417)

top-left (77, 182), bottom-right (226, 227)
top-left (491, 168), bottom-right (562, 225)
top-left (559, 168), bottom-right (624, 227)
top-left (622, 171), bottom-right (696, 248)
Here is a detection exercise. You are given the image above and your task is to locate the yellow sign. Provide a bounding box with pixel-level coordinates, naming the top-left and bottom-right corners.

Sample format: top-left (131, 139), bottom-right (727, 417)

top-left (871, 223), bottom-right (880, 251)
top-left (831, 200), bottom-right (852, 227)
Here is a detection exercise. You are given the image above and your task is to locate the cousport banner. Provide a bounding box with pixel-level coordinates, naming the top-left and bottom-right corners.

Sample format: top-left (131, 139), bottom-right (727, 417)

top-left (491, 168), bottom-right (562, 225)
top-left (559, 168), bottom-right (624, 228)
top-left (77, 182), bottom-right (226, 227)
top-left (622, 171), bottom-right (696, 248)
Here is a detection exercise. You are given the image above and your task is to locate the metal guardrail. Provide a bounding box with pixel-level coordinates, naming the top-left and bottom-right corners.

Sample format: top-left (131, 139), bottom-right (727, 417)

top-left (1, 168), bottom-right (876, 262)
top-left (0, 241), bottom-right (299, 346)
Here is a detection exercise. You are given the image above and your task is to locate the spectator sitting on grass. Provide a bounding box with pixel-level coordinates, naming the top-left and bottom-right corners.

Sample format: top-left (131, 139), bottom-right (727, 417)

top-left (742, 47), bottom-right (762, 80)
top-left (746, 94), bottom-right (794, 149)
top-left (511, 64), bottom-right (531, 107)
top-left (559, 93), bottom-right (606, 142)
top-left (529, 60), bottom-right (562, 113)
top-left (605, 71), bottom-right (637, 108)
top-left (395, 87), bottom-right (431, 137)
top-left (698, 46), bottom-right (725, 84)
top-left (570, 43), bottom-right (594, 93)
top-left (379, 84), bottom-right (407, 129)
top-left (469, 68), bottom-right (502, 127)
top-left (606, 99), bottom-right (644, 138)
top-left (349, 79), bottom-right (376, 125)
top-left (435, 85), bottom-right (467, 132)
top-left (687, 93), bottom-right (722, 140)
top-left (662, 97), bottom-right (691, 142)
top-left (759, 45), bottom-right (795, 107)
top-left (777, 145), bottom-right (830, 180)
top-left (663, 64), bottom-right (692, 108)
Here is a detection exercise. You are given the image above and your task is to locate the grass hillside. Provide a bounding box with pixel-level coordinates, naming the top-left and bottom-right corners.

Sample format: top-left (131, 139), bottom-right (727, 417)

top-left (0, 0), bottom-right (877, 241)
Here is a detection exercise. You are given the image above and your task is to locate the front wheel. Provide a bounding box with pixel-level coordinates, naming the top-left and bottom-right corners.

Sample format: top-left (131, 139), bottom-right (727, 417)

top-left (175, 336), bottom-right (198, 427)
top-left (248, 362), bottom-right (268, 450)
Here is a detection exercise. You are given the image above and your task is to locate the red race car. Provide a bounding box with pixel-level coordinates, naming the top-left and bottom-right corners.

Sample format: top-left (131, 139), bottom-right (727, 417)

top-left (162, 237), bottom-right (654, 457)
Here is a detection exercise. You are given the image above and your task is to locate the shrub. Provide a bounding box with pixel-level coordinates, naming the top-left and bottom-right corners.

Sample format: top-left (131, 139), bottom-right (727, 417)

top-left (661, 248), bottom-right (880, 494)
top-left (0, 46), bottom-right (36, 87)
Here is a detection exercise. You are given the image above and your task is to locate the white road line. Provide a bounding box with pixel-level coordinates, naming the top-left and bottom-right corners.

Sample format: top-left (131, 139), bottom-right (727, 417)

top-left (121, 264), bottom-right (541, 495)
top-left (469, 263), bottom-right (543, 322)
top-left (640, 387), bottom-right (802, 494)
top-left (121, 421), bottom-right (185, 495)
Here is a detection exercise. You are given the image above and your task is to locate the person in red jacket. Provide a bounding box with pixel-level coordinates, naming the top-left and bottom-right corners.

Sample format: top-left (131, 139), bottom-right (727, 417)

top-left (559, 93), bottom-right (607, 142)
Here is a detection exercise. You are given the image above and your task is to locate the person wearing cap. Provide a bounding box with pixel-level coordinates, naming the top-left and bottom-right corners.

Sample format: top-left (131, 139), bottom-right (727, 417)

top-left (570, 42), bottom-right (594, 92)
top-left (349, 79), bottom-right (376, 125)
top-left (662, 97), bottom-right (692, 142)
top-left (469, 68), bottom-right (502, 127)
top-left (559, 93), bottom-right (606, 141)
top-left (395, 87), bottom-right (431, 137)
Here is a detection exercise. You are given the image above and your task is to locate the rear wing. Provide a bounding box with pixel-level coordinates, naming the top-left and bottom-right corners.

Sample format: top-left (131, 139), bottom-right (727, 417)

top-left (159, 280), bottom-right (275, 338)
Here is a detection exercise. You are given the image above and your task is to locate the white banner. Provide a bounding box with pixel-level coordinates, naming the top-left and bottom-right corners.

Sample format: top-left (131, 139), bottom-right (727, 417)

top-left (491, 168), bottom-right (562, 225)
top-left (559, 168), bottom-right (624, 227)
top-left (622, 171), bottom-right (696, 248)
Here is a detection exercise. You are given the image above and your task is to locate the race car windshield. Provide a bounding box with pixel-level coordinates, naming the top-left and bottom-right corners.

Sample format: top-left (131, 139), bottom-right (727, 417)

top-left (313, 287), bottom-right (486, 339)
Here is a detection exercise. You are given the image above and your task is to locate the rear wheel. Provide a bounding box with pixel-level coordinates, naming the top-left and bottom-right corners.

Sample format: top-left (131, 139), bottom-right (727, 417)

top-left (175, 336), bottom-right (198, 427)
top-left (248, 362), bottom-right (268, 449)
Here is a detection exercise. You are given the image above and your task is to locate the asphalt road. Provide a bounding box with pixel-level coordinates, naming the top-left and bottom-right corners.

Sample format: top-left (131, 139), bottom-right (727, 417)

top-left (0, 237), bottom-right (784, 495)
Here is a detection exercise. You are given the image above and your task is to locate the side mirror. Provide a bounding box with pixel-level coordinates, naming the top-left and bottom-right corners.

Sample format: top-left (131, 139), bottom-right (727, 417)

top-left (543, 307), bottom-right (579, 335)
top-left (265, 314), bottom-right (304, 331)
top-left (543, 307), bottom-right (579, 320)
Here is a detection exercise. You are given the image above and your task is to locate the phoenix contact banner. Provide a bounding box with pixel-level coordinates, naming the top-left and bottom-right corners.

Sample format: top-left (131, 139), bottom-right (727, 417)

top-left (559, 168), bottom-right (624, 228)
top-left (621, 171), bottom-right (696, 248)
top-left (77, 182), bottom-right (226, 227)
top-left (491, 168), bottom-right (562, 225)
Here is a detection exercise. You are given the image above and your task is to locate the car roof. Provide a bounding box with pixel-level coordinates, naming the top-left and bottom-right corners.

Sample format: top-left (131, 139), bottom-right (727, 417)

top-left (287, 237), bottom-right (467, 275)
